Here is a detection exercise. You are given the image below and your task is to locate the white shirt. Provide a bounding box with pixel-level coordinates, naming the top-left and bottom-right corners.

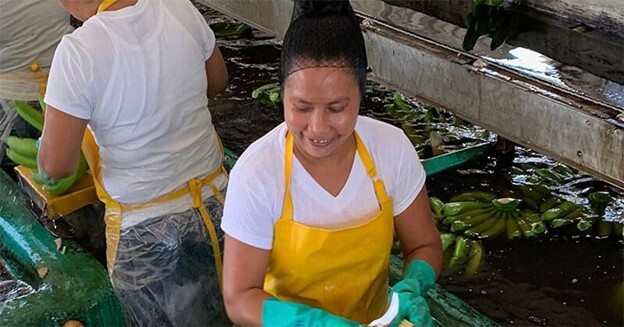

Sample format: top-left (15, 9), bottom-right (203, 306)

top-left (221, 116), bottom-right (426, 250)
top-left (45, 0), bottom-right (226, 211)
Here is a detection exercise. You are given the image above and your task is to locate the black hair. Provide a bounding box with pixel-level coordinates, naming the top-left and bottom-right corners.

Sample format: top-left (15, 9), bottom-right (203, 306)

top-left (279, 0), bottom-right (368, 96)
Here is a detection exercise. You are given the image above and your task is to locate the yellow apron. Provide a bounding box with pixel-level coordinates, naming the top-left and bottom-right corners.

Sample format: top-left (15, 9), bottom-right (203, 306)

top-left (81, 131), bottom-right (226, 290)
top-left (264, 132), bottom-right (394, 324)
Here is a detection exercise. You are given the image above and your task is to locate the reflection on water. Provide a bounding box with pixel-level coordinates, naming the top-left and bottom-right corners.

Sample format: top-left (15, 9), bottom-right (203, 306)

top-left (486, 47), bottom-right (624, 111)
top-left (484, 48), bottom-right (624, 109)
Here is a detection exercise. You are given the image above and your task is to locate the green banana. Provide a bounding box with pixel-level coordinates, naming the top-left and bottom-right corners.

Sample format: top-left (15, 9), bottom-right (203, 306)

top-left (480, 216), bottom-right (507, 239)
top-left (550, 209), bottom-right (583, 228)
top-left (440, 233), bottom-right (456, 252)
top-left (251, 82), bottom-right (280, 99)
top-left (576, 218), bottom-right (595, 232)
top-left (5, 136), bottom-right (38, 158)
top-left (464, 240), bottom-right (484, 278)
top-left (462, 208), bottom-right (497, 225)
top-left (542, 201), bottom-right (577, 221)
top-left (505, 215), bottom-right (522, 239)
top-left (596, 220), bottom-right (612, 238)
top-left (446, 206), bottom-right (494, 222)
top-left (423, 108), bottom-right (436, 123)
top-left (449, 236), bottom-right (469, 268)
top-left (268, 91), bottom-right (281, 103)
top-left (38, 95), bottom-right (46, 111)
top-left (534, 168), bottom-right (563, 184)
top-left (550, 218), bottom-right (573, 228)
top-left (539, 196), bottom-right (560, 213)
top-left (531, 221), bottom-right (547, 234)
top-left (214, 23), bottom-right (250, 38)
top-left (553, 164), bottom-right (575, 177)
top-left (516, 217), bottom-right (535, 238)
top-left (519, 212), bottom-right (547, 234)
top-left (13, 100), bottom-right (44, 131)
top-left (613, 222), bottom-right (623, 238)
top-left (588, 191), bottom-right (611, 216)
top-left (532, 184), bottom-right (552, 198)
top-left (491, 197), bottom-right (520, 213)
top-left (464, 214), bottom-right (500, 238)
top-left (6, 148), bottom-right (37, 168)
top-left (443, 201), bottom-right (491, 217)
top-left (450, 191), bottom-right (497, 203)
top-left (392, 91), bottom-right (411, 113)
top-left (429, 197), bottom-right (445, 218)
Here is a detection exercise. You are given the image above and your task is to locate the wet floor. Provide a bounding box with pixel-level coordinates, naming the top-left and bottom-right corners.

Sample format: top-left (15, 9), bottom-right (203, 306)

top-left (201, 5), bottom-right (623, 326)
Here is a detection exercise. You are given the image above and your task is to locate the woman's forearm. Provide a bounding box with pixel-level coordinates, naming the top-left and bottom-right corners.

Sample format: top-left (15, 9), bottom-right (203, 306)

top-left (224, 287), bottom-right (272, 326)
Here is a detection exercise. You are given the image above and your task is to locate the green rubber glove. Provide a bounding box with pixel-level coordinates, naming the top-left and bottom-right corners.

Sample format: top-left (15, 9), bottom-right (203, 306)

top-left (389, 260), bottom-right (436, 327)
top-left (262, 298), bottom-right (361, 327)
top-left (32, 150), bottom-right (88, 195)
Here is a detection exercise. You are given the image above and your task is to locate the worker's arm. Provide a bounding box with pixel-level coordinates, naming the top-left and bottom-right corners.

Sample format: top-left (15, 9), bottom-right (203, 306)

top-left (222, 234), bottom-right (272, 325)
top-left (38, 105), bottom-right (87, 180)
top-left (205, 45), bottom-right (228, 98)
top-left (395, 185), bottom-right (443, 276)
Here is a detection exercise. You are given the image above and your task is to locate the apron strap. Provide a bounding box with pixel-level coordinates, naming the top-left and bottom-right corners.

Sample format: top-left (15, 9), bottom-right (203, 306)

top-left (354, 133), bottom-right (390, 203)
top-left (282, 133), bottom-right (295, 221)
top-left (281, 132), bottom-right (391, 220)
top-left (188, 177), bottom-right (225, 292)
top-left (97, 0), bottom-right (119, 12)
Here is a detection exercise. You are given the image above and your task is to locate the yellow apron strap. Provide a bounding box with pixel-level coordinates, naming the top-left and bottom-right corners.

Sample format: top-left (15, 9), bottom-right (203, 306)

top-left (282, 133), bottom-right (295, 221)
top-left (354, 133), bottom-right (390, 203)
top-left (188, 178), bottom-right (224, 292)
top-left (30, 62), bottom-right (48, 96)
top-left (82, 130), bottom-right (123, 274)
top-left (97, 0), bottom-right (119, 12)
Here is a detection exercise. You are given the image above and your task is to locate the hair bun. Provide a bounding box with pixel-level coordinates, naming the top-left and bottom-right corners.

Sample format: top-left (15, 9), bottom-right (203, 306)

top-left (292, 0), bottom-right (355, 21)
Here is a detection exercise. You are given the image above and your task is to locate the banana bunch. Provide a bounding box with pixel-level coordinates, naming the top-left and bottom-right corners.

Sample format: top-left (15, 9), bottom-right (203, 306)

top-left (516, 183), bottom-right (605, 233)
top-left (251, 82), bottom-right (281, 103)
top-left (5, 100), bottom-right (87, 195)
top-left (5, 136), bottom-right (38, 169)
top-left (392, 232), bottom-right (486, 279)
top-left (211, 22), bottom-right (251, 38)
top-left (5, 100), bottom-right (44, 169)
top-left (441, 233), bottom-right (484, 278)
top-left (441, 191), bottom-right (547, 240)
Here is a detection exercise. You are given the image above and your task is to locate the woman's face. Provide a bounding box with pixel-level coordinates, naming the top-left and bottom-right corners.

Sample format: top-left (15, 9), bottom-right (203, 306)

top-left (283, 66), bottom-right (361, 161)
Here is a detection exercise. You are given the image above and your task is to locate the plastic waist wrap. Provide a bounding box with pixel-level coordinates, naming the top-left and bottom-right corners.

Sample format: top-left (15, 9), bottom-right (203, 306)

top-left (110, 191), bottom-right (227, 326)
top-left (0, 70), bottom-right (48, 101)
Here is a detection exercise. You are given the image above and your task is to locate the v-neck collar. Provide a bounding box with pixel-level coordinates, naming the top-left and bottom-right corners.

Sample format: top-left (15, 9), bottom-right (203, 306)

top-left (291, 153), bottom-right (364, 204)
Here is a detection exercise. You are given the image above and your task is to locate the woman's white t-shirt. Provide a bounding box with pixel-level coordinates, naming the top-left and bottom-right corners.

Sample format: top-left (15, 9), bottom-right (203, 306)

top-left (221, 116), bottom-right (426, 250)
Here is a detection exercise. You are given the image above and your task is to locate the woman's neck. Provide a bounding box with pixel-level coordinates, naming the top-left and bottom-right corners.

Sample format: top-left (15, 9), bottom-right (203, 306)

top-left (293, 134), bottom-right (357, 197)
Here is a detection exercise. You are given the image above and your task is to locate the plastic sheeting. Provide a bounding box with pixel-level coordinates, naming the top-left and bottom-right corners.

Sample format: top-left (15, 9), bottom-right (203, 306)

top-left (111, 193), bottom-right (227, 327)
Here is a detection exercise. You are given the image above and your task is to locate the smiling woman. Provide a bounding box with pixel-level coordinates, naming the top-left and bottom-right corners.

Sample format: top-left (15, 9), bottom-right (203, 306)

top-left (220, 0), bottom-right (443, 326)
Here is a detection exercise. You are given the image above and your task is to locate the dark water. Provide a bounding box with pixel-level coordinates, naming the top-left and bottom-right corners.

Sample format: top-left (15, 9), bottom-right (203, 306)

top-left (202, 5), bottom-right (623, 326)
